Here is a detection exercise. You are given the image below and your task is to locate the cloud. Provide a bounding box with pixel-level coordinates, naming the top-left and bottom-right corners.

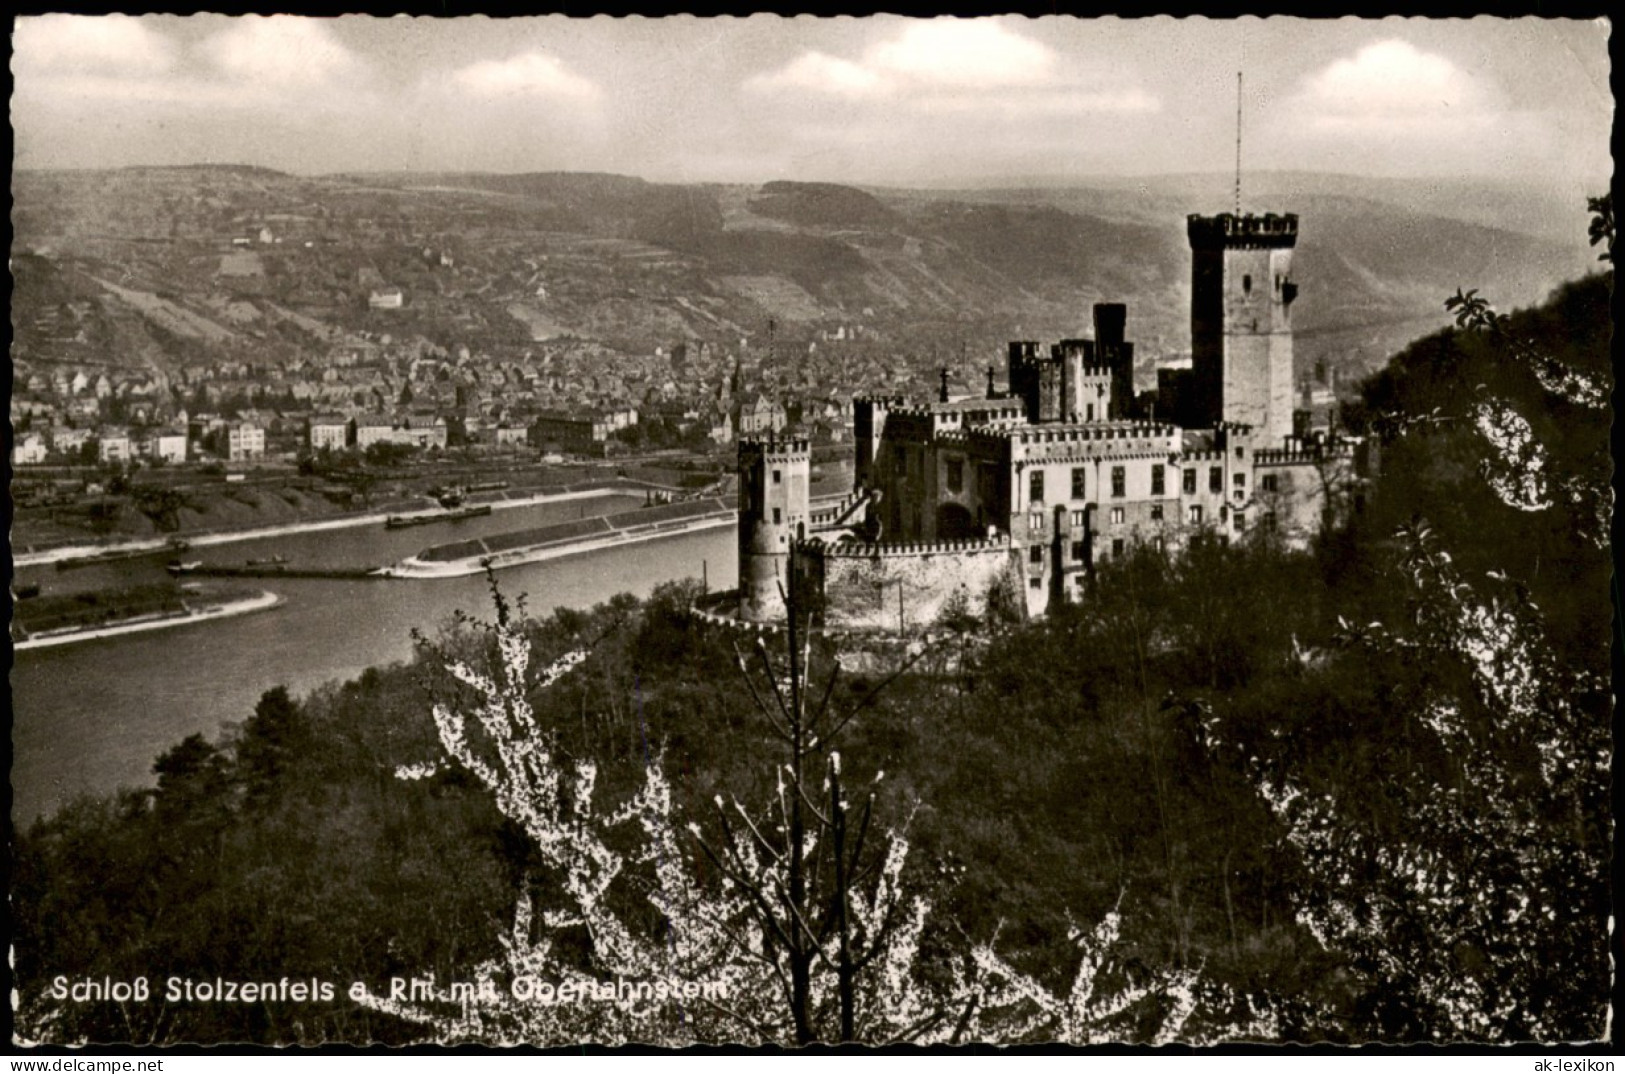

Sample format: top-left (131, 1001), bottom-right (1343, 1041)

top-left (13, 14), bottom-right (177, 76)
top-left (746, 19), bottom-right (1157, 116)
top-left (450, 52), bottom-right (600, 100)
top-left (868, 20), bottom-right (1054, 89)
top-left (1298, 40), bottom-right (1493, 118)
top-left (750, 51), bottom-right (881, 96)
top-left (200, 17), bottom-right (368, 88)
top-left (16, 16), bottom-right (377, 119)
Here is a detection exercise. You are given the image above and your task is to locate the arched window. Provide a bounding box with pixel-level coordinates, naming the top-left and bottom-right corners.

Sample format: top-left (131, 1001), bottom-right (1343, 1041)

top-left (1242, 274), bottom-right (1252, 294)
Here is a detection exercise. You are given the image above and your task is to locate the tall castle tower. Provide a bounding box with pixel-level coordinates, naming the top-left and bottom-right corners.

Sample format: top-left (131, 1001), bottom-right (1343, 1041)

top-left (737, 435), bottom-right (811, 622)
top-left (1187, 212), bottom-right (1299, 443)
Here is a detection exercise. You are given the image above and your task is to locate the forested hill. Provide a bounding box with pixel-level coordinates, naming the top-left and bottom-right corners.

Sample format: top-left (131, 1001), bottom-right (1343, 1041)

top-left (12, 263), bottom-right (1612, 1046)
top-left (12, 166), bottom-right (1598, 395)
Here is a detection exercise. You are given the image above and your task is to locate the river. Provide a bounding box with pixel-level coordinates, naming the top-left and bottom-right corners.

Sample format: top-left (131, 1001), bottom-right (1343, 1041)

top-left (10, 493), bottom-right (738, 825)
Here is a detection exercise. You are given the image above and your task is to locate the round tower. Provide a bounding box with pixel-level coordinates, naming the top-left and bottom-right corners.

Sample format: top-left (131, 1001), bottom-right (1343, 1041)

top-left (1188, 212), bottom-right (1299, 445)
top-left (737, 435), bottom-right (811, 622)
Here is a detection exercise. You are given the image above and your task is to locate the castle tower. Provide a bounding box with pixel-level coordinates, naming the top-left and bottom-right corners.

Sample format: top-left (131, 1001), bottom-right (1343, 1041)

top-left (1092, 303), bottom-right (1135, 420)
top-left (737, 435), bottom-right (811, 622)
top-left (1187, 213), bottom-right (1299, 443)
top-left (853, 396), bottom-right (901, 489)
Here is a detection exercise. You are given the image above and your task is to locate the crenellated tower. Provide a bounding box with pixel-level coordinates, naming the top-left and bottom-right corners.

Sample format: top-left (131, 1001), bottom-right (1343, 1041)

top-left (1187, 212), bottom-right (1299, 444)
top-left (737, 435), bottom-right (811, 622)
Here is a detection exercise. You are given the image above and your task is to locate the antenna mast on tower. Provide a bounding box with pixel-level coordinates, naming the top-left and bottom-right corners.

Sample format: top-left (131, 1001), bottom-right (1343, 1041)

top-left (1234, 71), bottom-right (1243, 216)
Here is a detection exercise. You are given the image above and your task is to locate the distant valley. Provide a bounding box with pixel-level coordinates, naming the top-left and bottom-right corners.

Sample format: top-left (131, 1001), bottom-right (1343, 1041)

top-left (11, 165), bottom-right (1602, 402)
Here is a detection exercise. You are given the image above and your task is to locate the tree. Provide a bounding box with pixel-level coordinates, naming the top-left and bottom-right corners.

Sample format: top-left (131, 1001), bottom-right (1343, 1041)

top-left (1200, 199), bottom-right (1611, 1041)
top-left (691, 564), bottom-right (934, 1043)
top-left (361, 575), bottom-right (1269, 1045)
top-left (235, 686), bottom-right (309, 805)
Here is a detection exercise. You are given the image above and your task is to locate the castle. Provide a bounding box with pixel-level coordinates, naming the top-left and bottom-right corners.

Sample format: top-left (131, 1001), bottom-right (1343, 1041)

top-left (734, 211), bottom-right (1371, 630)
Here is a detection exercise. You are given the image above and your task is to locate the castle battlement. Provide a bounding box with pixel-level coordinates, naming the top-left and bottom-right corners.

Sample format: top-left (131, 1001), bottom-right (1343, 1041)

top-left (739, 436), bottom-right (811, 457)
top-left (812, 535), bottom-right (1011, 560)
top-left (1255, 445), bottom-right (1354, 465)
top-left (809, 489), bottom-right (872, 525)
top-left (1012, 421), bottom-right (1178, 447)
top-left (933, 425), bottom-right (1014, 446)
top-left (1187, 212), bottom-right (1299, 249)
top-left (882, 402), bottom-right (943, 421)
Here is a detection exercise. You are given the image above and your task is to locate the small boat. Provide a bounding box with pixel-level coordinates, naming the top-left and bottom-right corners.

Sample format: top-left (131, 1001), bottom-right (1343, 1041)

top-left (15, 582), bottom-right (42, 599)
top-left (246, 554), bottom-right (288, 566)
top-left (167, 561), bottom-right (202, 576)
top-left (57, 546), bottom-right (167, 570)
top-left (386, 504), bottom-right (493, 529)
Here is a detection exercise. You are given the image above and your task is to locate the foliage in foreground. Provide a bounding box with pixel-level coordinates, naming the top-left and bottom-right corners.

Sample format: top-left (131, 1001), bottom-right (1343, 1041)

top-left (357, 581), bottom-right (1271, 1045)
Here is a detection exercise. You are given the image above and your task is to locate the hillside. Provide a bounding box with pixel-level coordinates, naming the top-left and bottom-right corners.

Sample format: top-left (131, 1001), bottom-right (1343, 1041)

top-left (11, 167), bottom-right (1599, 398)
top-left (11, 256), bottom-right (1611, 1046)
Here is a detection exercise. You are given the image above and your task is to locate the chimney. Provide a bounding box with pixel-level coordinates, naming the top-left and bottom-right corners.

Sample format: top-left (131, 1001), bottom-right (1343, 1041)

top-left (939, 367), bottom-right (950, 404)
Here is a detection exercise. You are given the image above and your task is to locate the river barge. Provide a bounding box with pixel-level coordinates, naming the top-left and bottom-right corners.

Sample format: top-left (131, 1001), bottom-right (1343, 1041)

top-left (383, 498), bottom-right (736, 578)
top-left (385, 504), bottom-right (494, 529)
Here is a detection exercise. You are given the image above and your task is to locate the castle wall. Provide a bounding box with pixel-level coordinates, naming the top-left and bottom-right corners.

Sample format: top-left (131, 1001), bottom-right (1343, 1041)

top-left (815, 539), bottom-right (1020, 632)
top-left (1254, 448), bottom-right (1360, 550)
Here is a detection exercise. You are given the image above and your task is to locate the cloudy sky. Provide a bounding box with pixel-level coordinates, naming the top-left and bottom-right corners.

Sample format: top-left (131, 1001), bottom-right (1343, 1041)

top-left (11, 15), bottom-right (1613, 187)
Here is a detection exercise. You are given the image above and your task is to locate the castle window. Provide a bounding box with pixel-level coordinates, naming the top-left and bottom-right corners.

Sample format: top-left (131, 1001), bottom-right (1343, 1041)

top-left (1151, 504), bottom-right (1164, 522)
top-left (1153, 535), bottom-right (1166, 552)
top-left (773, 508), bottom-right (781, 524)
top-left (1188, 504), bottom-right (1203, 524)
top-left (1071, 467), bottom-right (1087, 499)
top-left (1029, 545), bottom-right (1044, 564)
top-left (946, 458), bottom-right (964, 494)
top-left (1112, 538), bottom-right (1126, 557)
top-left (1029, 510), bottom-right (1044, 534)
top-left (1029, 470), bottom-right (1045, 504)
top-left (1086, 404), bottom-right (1095, 422)
top-left (1151, 464), bottom-right (1165, 496)
top-left (1243, 274), bottom-right (1252, 294)
top-left (1030, 578), bottom-right (1042, 589)
top-left (1111, 466), bottom-right (1125, 498)
top-left (1183, 469), bottom-right (1197, 495)
top-left (1261, 473), bottom-right (1278, 493)
top-left (1235, 511), bottom-right (1247, 531)
top-left (1209, 467), bottom-right (1222, 493)
top-left (1264, 511), bottom-right (1277, 531)
top-left (1072, 541), bottom-right (1086, 561)
top-left (1236, 446), bottom-right (1245, 459)
top-left (1234, 472), bottom-right (1246, 489)
top-left (1110, 507), bottom-right (1125, 525)
top-left (773, 469), bottom-right (782, 485)
top-left (1071, 510), bottom-right (1086, 528)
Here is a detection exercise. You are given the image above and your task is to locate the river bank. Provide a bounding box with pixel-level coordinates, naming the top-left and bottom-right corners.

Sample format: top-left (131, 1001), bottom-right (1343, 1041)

top-left (13, 590), bottom-right (282, 651)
